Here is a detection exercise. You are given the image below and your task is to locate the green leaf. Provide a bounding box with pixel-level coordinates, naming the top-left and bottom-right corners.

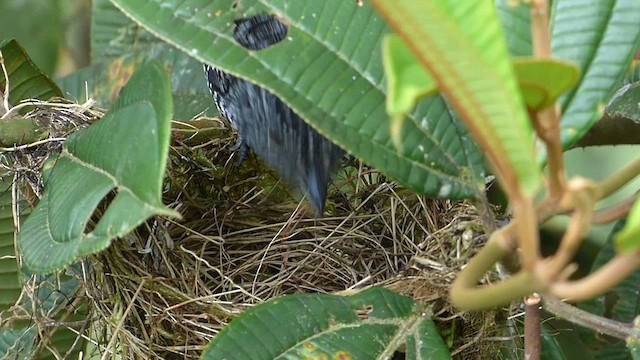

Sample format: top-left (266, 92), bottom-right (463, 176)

top-left (109, 0), bottom-right (485, 199)
top-left (0, 117), bottom-right (49, 146)
top-left (405, 317), bottom-right (452, 360)
top-left (0, 327), bottom-right (36, 360)
top-left (383, 34), bottom-right (437, 118)
top-left (0, 39), bottom-right (63, 106)
top-left (514, 58), bottom-right (580, 110)
top-left (383, 34), bottom-right (438, 150)
top-left (496, 0), bottom-right (532, 57)
top-left (0, 272), bottom-right (82, 360)
top-left (630, 318), bottom-right (640, 360)
top-left (18, 62), bottom-right (179, 274)
top-left (201, 287), bottom-right (450, 359)
top-left (372, 0), bottom-right (541, 197)
top-left (606, 82), bottom-right (640, 124)
top-left (0, 178), bottom-right (22, 310)
top-left (540, 324), bottom-right (568, 360)
top-left (551, 0), bottom-right (640, 148)
top-left (615, 198), bottom-right (640, 253)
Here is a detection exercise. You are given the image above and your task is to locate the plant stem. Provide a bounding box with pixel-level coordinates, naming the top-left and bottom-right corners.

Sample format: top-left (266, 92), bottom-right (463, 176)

top-left (512, 196), bottom-right (540, 272)
top-left (472, 193), bottom-right (498, 235)
top-left (0, 50), bottom-right (10, 116)
top-left (531, 0), bottom-right (552, 58)
top-left (546, 189), bottom-right (594, 278)
top-left (550, 251), bottom-right (640, 301)
top-left (541, 295), bottom-right (640, 340)
top-left (450, 231), bottom-right (546, 310)
top-left (598, 155), bottom-right (640, 200)
top-left (530, 0), bottom-right (567, 199)
top-left (591, 194), bottom-right (637, 224)
top-left (524, 294), bottom-right (541, 360)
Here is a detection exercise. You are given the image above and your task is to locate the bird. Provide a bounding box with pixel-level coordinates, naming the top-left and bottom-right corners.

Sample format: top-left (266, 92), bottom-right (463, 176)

top-left (204, 14), bottom-right (343, 215)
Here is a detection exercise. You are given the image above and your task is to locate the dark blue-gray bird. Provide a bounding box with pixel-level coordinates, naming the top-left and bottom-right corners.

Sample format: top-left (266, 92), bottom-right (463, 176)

top-left (204, 14), bottom-right (343, 214)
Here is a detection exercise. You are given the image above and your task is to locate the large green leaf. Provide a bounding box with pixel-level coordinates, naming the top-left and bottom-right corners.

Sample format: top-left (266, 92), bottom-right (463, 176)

top-left (495, 0), bottom-right (532, 57)
top-left (551, 0), bottom-right (640, 147)
top-left (513, 58), bottom-right (580, 111)
top-left (372, 0), bottom-right (541, 197)
top-left (606, 82), bottom-right (640, 124)
top-left (201, 287), bottom-right (450, 359)
top-left (18, 62), bottom-right (179, 274)
top-left (109, 0), bottom-right (485, 199)
top-left (0, 39), bottom-right (63, 106)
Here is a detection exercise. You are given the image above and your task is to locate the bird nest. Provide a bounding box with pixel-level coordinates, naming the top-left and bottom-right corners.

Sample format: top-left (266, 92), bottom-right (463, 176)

top-left (3, 99), bottom-right (508, 359)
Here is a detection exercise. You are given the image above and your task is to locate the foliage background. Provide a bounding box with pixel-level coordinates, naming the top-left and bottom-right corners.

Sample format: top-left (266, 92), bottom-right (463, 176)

top-left (2, 0), bottom-right (636, 242)
top-left (2, 0), bottom-right (640, 358)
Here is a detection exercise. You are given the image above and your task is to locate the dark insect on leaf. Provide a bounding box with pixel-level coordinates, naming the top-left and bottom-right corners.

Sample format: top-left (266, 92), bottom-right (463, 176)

top-left (204, 14), bottom-right (343, 215)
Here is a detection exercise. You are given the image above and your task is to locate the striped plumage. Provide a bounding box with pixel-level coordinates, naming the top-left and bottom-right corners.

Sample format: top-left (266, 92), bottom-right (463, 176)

top-left (204, 15), bottom-right (343, 214)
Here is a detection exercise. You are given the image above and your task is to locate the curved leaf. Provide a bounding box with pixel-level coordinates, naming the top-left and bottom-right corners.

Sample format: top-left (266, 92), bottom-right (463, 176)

top-left (201, 287), bottom-right (450, 359)
top-left (18, 62), bottom-right (179, 274)
top-left (109, 0), bottom-right (485, 199)
top-left (372, 0), bottom-right (541, 197)
top-left (616, 198), bottom-right (640, 253)
top-left (0, 39), bottom-right (63, 106)
top-left (383, 35), bottom-right (437, 118)
top-left (514, 58), bottom-right (580, 110)
top-left (551, 0), bottom-right (640, 147)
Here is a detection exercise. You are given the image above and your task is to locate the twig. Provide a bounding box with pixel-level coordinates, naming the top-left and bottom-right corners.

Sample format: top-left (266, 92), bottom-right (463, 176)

top-left (0, 137), bottom-right (67, 152)
top-left (100, 279), bottom-right (145, 360)
top-left (592, 194), bottom-right (637, 224)
top-left (530, 0), bottom-right (566, 199)
top-left (550, 251), bottom-right (640, 301)
top-left (598, 155), bottom-right (640, 200)
top-left (0, 50), bottom-right (10, 116)
top-left (546, 183), bottom-right (595, 278)
top-left (542, 295), bottom-right (640, 340)
top-left (524, 294), bottom-right (541, 360)
top-left (450, 230), bottom-right (546, 310)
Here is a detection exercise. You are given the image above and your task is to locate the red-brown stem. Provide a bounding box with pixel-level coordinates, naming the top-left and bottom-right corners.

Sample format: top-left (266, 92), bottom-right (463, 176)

top-left (531, 0), bottom-right (552, 58)
top-left (524, 294), bottom-right (542, 360)
top-left (530, 0), bottom-right (566, 199)
top-left (591, 194), bottom-right (637, 224)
